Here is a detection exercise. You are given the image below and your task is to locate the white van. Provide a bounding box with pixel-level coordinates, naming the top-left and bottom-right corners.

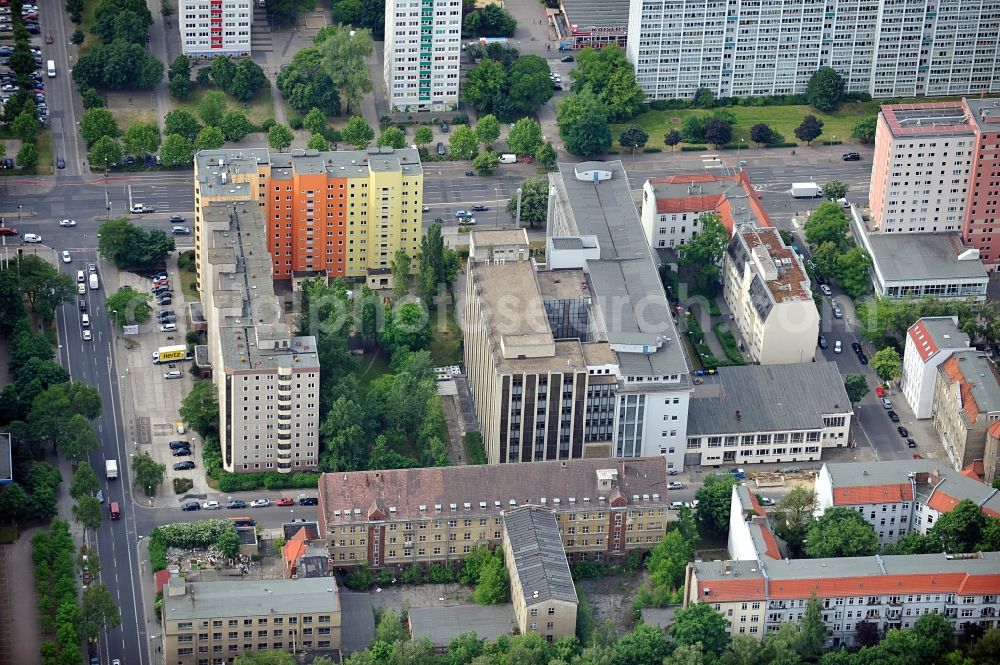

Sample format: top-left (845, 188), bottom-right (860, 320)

top-left (499, 153), bottom-right (517, 164)
top-left (46, 60), bottom-right (55, 78)
top-left (81, 313), bottom-right (90, 328)
top-left (76, 270), bottom-right (85, 284)
top-left (88, 273), bottom-right (99, 290)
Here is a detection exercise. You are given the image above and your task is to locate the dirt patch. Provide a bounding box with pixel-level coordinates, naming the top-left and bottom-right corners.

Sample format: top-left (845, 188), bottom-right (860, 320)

top-left (578, 572), bottom-right (648, 637)
top-left (366, 582), bottom-right (475, 617)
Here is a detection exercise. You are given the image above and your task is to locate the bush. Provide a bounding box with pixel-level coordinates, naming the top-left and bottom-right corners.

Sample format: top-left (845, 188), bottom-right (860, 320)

top-left (463, 432), bottom-right (487, 464)
top-left (260, 118), bottom-right (276, 131)
top-left (172, 478), bottom-right (193, 494)
top-left (215, 470), bottom-right (319, 493)
top-left (714, 323), bottom-right (745, 365)
top-left (648, 99), bottom-right (689, 111)
top-left (289, 116), bottom-right (303, 130)
top-left (452, 114), bottom-right (469, 125)
top-left (764, 142), bottom-right (798, 148)
top-left (680, 145), bottom-right (708, 151)
top-left (644, 147), bottom-right (662, 153)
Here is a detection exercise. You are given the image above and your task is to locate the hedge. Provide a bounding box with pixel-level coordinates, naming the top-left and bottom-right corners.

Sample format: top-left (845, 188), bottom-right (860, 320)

top-left (680, 145), bottom-right (709, 151)
top-left (764, 142), bottom-right (798, 148)
top-left (714, 323), bottom-right (746, 365)
top-left (201, 436), bottom-right (319, 492)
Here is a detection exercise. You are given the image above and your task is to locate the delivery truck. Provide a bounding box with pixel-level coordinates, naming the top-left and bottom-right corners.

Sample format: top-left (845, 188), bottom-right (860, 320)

top-left (791, 182), bottom-right (820, 198)
top-left (105, 460), bottom-right (118, 480)
top-left (151, 344), bottom-right (188, 364)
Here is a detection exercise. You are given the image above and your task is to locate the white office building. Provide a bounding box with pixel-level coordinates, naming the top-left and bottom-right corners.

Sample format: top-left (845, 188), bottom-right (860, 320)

top-left (626, 0), bottom-right (1000, 101)
top-left (383, 0), bottom-right (461, 113)
top-left (179, 0), bottom-right (252, 57)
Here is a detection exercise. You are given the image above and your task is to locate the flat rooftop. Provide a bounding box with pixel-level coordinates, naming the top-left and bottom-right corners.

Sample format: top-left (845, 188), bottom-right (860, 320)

top-left (880, 102), bottom-right (974, 138)
top-left (940, 351), bottom-right (1000, 418)
top-left (728, 226), bottom-right (811, 304)
top-left (864, 233), bottom-right (988, 283)
top-left (408, 605), bottom-right (515, 647)
top-left (965, 98), bottom-right (1000, 131)
top-left (195, 146), bottom-right (423, 185)
top-left (561, 0), bottom-right (630, 28)
top-left (163, 577), bottom-right (340, 621)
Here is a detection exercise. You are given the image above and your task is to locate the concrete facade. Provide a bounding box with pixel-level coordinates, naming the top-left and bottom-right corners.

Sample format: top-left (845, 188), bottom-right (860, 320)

top-left (179, 0), bottom-right (252, 57)
top-left (901, 317), bottom-right (971, 420)
top-left (383, 0), bottom-right (462, 112)
top-left (932, 351), bottom-right (1000, 474)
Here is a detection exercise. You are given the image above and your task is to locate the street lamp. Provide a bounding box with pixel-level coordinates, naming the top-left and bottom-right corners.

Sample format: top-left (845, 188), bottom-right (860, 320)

top-left (494, 187), bottom-right (500, 226)
top-left (737, 138), bottom-right (744, 167)
top-left (829, 135), bottom-right (836, 162)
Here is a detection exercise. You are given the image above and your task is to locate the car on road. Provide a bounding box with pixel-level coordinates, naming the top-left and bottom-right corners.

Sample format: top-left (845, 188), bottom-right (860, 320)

top-left (131, 203), bottom-right (154, 213)
top-left (23, 233), bottom-right (41, 243)
top-left (171, 226), bottom-right (191, 235)
top-left (275, 497), bottom-right (294, 506)
top-left (561, 55), bottom-right (575, 62)
top-left (422, 205), bottom-right (430, 212)
top-left (61, 250), bottom-right (71, 263)
top-left (0, 226), bottom-right (16, 236)
top-left (857, 352), bottom-right (869, 365)
top-left (227, 500), bottom-right (247, 509)
top-left (897, 426), bottom-right (909, 437)
top-left (79, 299), bottom-right (87, 312)
top-left (250, 499), bottom-right (270, 508)
top-left (203, 501), bottom-right (220, 510)
top-left (82, 330), bottom-right (92, 341)
top-left (87, 263), bottom-right (97, 273)
top-left (465, 171), bottom-right (474, 176)
top-left (832, 306), bottom-right (843, 319)
top-left (173, 462), bottom-right (195, 472)
top-left (170, 215), bottom-right (185, 222)
top-left (907, 438), bottom-right (917, 448)
top-left (181, 501), bottom-right (200, 511)
top-left (56, 156), bottom-right (64, 169)
top-left (471, 204), bottom-right (488, 212)
top-left (819, 284), bottom-right (832, 296)
top-left (881, 397), bottom-right (893, 409)
top-left (298, 496), bottom-right (318, 506)
top-left (59, 218), bottom-right (76, 227)
top-left (667, 481), bottom-right (685, 490)
top-left (168, 440), bottom-right (190, 450)
top-left (818, 335), bottom-right (828, 349)
top-left (834, 340), bottom-right (842, 353)
top-left (458, 217), bottom-right (476, 226)
top-left (171, 447), bottom-right (191, 456)
top-left (759, 497), bottom-right (775, 506)
top-left (455, 210), bottom-right (470, 218)
top-left (887, 410), bottom-right (899, 422)
top-left (842, 152), bottom-right (861, 161)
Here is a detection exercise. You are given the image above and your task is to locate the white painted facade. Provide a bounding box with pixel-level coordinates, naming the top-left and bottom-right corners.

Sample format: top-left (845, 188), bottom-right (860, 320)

top-left (179, 0), bottom-right (252, 57)
top-left (901, 318), bottom-right (970, 420)
top-left (383, 0), bottom-right (461, 113)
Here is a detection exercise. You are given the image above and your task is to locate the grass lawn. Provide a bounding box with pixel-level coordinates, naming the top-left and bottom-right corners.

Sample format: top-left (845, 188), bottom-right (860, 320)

top-left (174, 86), bottom-right (276, 128)
top-left (0, 524), bottom-right (17, 544)
top-left (34, 129), bottom-right (53, 175)
top-left (429, 297), bottom-right (463, 366)
top-left (179, 267), bottom-right (198, 302)
top-left (611, 97), bottom-right (963, 151)
top-left (357, 348), bottom-right (391, 387)
top-left (108, 107), bottom-right (158, 129)
top-left (77, 0), bottom-right (101, 55)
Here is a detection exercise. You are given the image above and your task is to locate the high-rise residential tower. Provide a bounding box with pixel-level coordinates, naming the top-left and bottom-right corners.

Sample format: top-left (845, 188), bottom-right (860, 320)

top-left (383, 0), bottom-right (462, 113)
top-left (179, 0), bottom-right (252, 57)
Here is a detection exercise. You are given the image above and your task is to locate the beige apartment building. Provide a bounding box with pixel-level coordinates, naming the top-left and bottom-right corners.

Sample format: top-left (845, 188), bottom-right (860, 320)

top-left (723, 226), bottom-right (819, 365)
top-left (200, 203), bottom-right (320, 473)
top-left (316, 457), bottom-right (671, 569)
top-left (161, 575), bottom-right (342, 665)
top-left (932, 351), bottom-right (1000, 480)
top-left (502, 507), bottom-right (578, 642)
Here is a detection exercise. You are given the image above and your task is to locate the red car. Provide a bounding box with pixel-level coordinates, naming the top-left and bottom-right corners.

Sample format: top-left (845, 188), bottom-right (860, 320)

top-left (875, 386), bottom-right (885, 398)
top-left (275, 497), bottom-right (294, 506)
top-left (0, 226), bottom-right (17, 236)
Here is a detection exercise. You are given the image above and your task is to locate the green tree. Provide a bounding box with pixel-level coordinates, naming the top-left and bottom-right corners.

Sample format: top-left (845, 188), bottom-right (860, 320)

top-left (852, 116), bottom-right (877, 144)
top-left (277, 47), bottom-right (342, 117)
top-left (475, 114), bottom-right (501, 149)
top-left (159, 134), bottom-right (195, 167)
top-left (601, 67), bottom-right (645, 122)
top-left (676, 212), bottom-right (729, 289)
top-left (380, 302), bottom-right (432, 354)
top-left (216, 528), bottom-right (240, 559)
top-left (797, 597), bottom-right (827, 660)
top-left (474, 553), bottom-right (510, 604)
top-left (180, 380), bottom-right (219, 438)
top-left (682, 115), bottom-right (709, 143)
top-left (318, 397), bottom-right (368, 472)
top-left (472, 151), bottom-right (500, 176)
top-left (414, 126), bottom-right (433, 146)
top-left (79, 108), bottom-right (120, 146)
top-left (342, 116), bottom-right (375, 149)
top-left (122, 123), bottom-right (161, 157)
top-left (198, 91), bottom-right (228, 127)
top-left (844, 373), bottom-right (869, 405)
top-left (704, 118), bottom-right (732, 148)
top-left (307, 133), bottom-right (329, 151)
top-left (88, 136), bottom-right (123, 168)
top-left (80, 583), bottom-right (121, 641)
top-left (910, 613), bottom-right (954, 664)
top-left (613, 623), bottom-right (673, 665)
top-left (772, 485), bottom-right (816, 557)
top-left (12, 110), bottom-right (39, 143)
top-left (58, 414), bottom-right (100, 461)
top-left (377, 127), bottom-right (407, 149)
top-left (170, 74), bottom-right (193, 100)
top-left (813, 241), bottom-right (840, 279)
top-left (375, 609), bottom-right (408, 644)
top-left (303, 107), bottom-right (327, 135)
top-left (106, 286), bottom-right (152, 326)
top-left (231, 58), bottom-right (268, 102)
top-left (449, 125), bottom-right (479, 160)
top-left (557, 89), bottom-right (611, 158)
top-left (164, 109), bottom-right (201, 140)
top-left (9, 255), bottom-right (74, 326)
top-left (462, 58), bottom-right (507, 116)
top-left (665, 129), bottom-right (683, 150)
top-left (750, 123), bottom-right (774, 146)
top-left (0, 483), bottom-right (31, 523)
top-left (927, 499), bottom-right (991, 553)
top-left (508, 55), bottom-right (553, 114)
top-left (804, 507), bottom-right (878, 558)
top-left (795, 114), bottom-right (824, 145)
top-left (318, 25), bottom-right (374, 113)
top-left (834, 247), bottom-right (871, 299)
top-left (647, 530), bottom-right (693, 592)
top-left (268, 124), bottom-right (295, 151)
top-left (803, 202), bottom-right (850, 249)
top-left (823, 181), bottom-right (849, 201)
top-left (534, 141), bottom-right (556, 169)
top-left (505, 177), bottom-right (548, 228)
top-left (72, 496), bottom-right (102, 531)
top-left (390, 249), bottom-right (411, 301)
top-left (195, 125), bottom-right (226, 151)
top-left (219, 111), bottom-right (253, 142)
top-left (694, 473), bottom-right (738, 537)
top-left (670, 603), bottom-right (730, 655)
top-left (506, 117), bottom-right (543, 156)
top-left (210, 56), bottom-right (237, 92)
top-left (132, 452), bottom-right (166, 497)
top-left (619, 125), bottom-right (649, 150)
top-left (69, 464), bottom-right (100, 500)
top-left (870, 347), bottom-right (902, 384)
top-left (168, 54), bottom-right (191, 81)
top-left (806, 67), bottom-right (845, 113)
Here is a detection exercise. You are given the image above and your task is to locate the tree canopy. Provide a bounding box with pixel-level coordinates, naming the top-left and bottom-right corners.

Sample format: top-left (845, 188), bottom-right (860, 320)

top-left (557, 88), bottom-right (611, 158)
top-left (676, 213), bottom-right (729, 289)
top-left (804, 507), bottom-right (878, 558)
top-left (98, 218), bottom-right (175, 269)
top-left (504, 177), bottom-right (548, 228)
top-left (694, 473), bottom-right (738, 537)
top-left (806, 68), bottom-right (845, 112)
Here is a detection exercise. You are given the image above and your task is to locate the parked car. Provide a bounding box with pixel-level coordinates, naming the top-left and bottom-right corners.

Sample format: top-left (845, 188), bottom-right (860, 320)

top-left (164, 370), bottom-right (182, 379)
top-left (171, 447), bottom-right (191, 456)
top-left (88, 263), bottom-right (97, 273)
top-left (203, 501), bottom-right (220, 510)
top-left (667, 481), bottom-right (685, 490)
top-left (168, 440), bottom-right (190, 450)
top-left (875, 386), bottom-right (886, 397)
top-left (818, 335), bottom-right (828, 349)
top-left (275, 497), bottom-right (294, 506)
top-left (436, 142), bottom-right (446, 156)
top-left (907, 438), bottom-right (917, 448)
top-left (227, 500), bottom-right (247, 509)
top-left (834, 340), bottom-right (842, 354)
top-left (897, 426), bottom-right (909, 437)
top-left (250, 499), bottom-right (270, 508)
top-left (440, 122), bottom-right (449, 133)
top-left (561, 55), bottom-right (575, 62)
top-left (298, 496), bottom-right (318, 506)
top-left (887, 410), bottom-right (900, 422)
top-left (832, 306), bottom-right (843, 319)
top-left (857, 352), bottom-right (869, 365)
top-left (819, 284), bottom-right (832, 296)
top-left (759, 497), bottom-right (775, 506)
top-left (669, 501), bottom-right (684, 510)
top-left (881, 397), bottom-right (893, 409)
top-left (180, 501), bottom-right (200, 511)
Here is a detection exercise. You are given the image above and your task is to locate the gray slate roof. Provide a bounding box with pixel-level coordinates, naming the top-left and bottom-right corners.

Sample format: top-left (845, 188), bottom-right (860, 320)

top-left (340, 592), bottom-right (375, 654)
top-left (865, 233), bottom-right (988, 282)
top-left (503, 507), bottom-right (578, 606)
top-left (687, 361), bottom-right (851, 436)
top-left (408, 605), bottom-right (516, 646)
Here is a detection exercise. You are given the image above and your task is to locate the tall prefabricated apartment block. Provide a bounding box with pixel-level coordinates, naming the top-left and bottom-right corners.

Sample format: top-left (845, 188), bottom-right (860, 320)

top-left (383, 0), bottom-right (461, 112)
top-left (869, 99), bottom-right (1000, 269)
top-left (179, 0), bottom-right (251, 57)
top-left (199, 203), bottom-right (321, 473)
top-left (316, 457), bottom-right (671, 568)
top-left (194, 148), bottom-right (423, 282)
top-left (626, 0), bottom-right (1000, 101)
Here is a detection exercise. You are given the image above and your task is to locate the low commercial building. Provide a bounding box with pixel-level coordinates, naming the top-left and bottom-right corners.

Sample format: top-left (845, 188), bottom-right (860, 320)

top-left (408, 606), bottom-right (516, 648)
top-left (685, 362), bottom-right (853, 468)
top-left (722, 226), bottom-right (819, 365)
top-left (502, 507), bottom-right (578, 642)
top-left (901, 317), bottom-right (971, 420)
top-left (814, 460), bottom-right (1000, 546)
top-left (554, 0), bottom-right (629, 50)
top-left (639, 171), bottom-right (771, 250)
top-left (161, 575), bottom-right (342, 664)
top-left (932, 351), bottom-right (1000, 477)
top-left (199, 203), bottom-right (320, 473)
top-left (849, 209), bottom-right (988, 301)
top-left (316, 457), bottom-right (671, 568)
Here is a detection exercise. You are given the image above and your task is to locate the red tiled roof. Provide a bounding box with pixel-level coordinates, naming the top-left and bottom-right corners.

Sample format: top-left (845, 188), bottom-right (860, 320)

top-left (283, 527), bottom-right (311, 567)
top-left (959, 574), bottom-right (1000, 595)
top-left (987, 420), bottom-right (1000, 441)
top-left (154, 569), bottom-right (170, 593)
top-left (758, 524), bottom-right (782, 560)
top-left (747, 493), bottom-right (766, 518)
top-left (649, 171), bottom-right (772, 236)
top-left (927, 490), bottom-right (962, 514)
top-left (908, 320), bottom-right (940, 363)
top-left (961, 460), bottom-right (986, 481)
top-left (832, 484), bottom-right (914, 505)
top-left (698, 578), bottom-right (767, 602)
top-left (768, 573), bottom-right (990, 599)
top-left (941, 356), bottom-right (981, 422)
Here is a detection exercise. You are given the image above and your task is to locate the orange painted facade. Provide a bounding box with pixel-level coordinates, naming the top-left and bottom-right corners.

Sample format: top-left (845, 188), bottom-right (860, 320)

top-left (267, 172), bottom-right (350, 278)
